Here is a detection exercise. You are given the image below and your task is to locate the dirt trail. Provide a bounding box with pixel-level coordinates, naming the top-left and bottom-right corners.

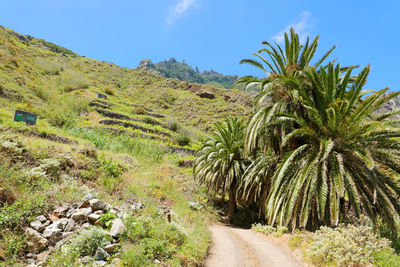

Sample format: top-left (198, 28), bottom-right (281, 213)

top-left (205, 224), bottom-right (303, 267)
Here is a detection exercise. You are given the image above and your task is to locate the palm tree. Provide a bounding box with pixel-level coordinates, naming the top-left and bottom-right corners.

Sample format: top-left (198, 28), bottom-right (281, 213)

top-left (235, 29), bottom-right (336, 220)
top-left (236, 28), bottom-right (336, 155)
top-left (265, 63), bottom-right (400, 230)
top-left (193, 118), bottom-right (246, 221)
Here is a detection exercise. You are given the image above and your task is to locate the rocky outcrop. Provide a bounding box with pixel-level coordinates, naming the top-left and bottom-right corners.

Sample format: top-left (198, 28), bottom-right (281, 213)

top-left (197, 91), bottom-right (216, 99)
top-left (23, 194), bottom-right (142, 266)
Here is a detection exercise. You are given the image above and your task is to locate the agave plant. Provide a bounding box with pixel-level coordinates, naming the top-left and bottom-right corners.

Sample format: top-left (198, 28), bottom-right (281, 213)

top-left (193, 118), bottom-right (246, 221)
top-left (265, 64), bottom-right (400, 230)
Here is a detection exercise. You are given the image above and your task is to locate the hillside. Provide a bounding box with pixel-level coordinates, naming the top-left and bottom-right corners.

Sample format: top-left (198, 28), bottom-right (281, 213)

top-left (0, 25), bottom-right (251, 266)
top-left (376, 92), bottom-right (400, 119)
top-left (138, 58), bottom-right (238, 89)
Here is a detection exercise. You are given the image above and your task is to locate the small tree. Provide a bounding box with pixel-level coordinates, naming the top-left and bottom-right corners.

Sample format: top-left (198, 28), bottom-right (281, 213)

top-left (194, 118), bottom-right (246, 221)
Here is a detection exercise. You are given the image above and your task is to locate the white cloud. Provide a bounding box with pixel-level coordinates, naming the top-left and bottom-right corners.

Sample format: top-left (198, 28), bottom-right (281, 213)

top-left (271, 11), bottom-right (312, 44)
top-left (166, 0), bottom-right (196, 25)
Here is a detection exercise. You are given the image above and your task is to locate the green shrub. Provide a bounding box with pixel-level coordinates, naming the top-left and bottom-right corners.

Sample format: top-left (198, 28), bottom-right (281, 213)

top-left (175, 135), bottom-right (191, 147)
top-left (305, 224), bottom-right (396, 267)
top-left (0, 232), bottom-right (26, 260)
top-left (122, 214), bottom-right (186, 265)
top-left (168, 122), bottom-right (180, 132)
top-left (288, 235), bottom-right (303, 250)
top-left (252, 223), bottom-right (276, 235)
top-left (100, 157), bottom-right (123, 178)
top-left (373, 249), bottom-right (400, 267)
top-left (104, 87), bottom-right (115, 95)
top-left (98, 212), bottom-right (117, 228)
top-left (0, 195), bottom-right (50, 230)
top-left (47, 227), bottom-right (111, 266)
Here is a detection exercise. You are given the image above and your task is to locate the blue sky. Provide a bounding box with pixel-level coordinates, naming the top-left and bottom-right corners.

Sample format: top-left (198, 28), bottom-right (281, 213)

top-left (2, 0), bottom-right (399, 91)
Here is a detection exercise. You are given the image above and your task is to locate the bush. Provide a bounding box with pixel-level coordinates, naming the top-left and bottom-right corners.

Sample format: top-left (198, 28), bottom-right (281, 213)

top-left (122, 214), bottom-right (186, 265)
top-left (104, 87), bottom-right (115, 95)
top-left (175, 135), bottom-right (191, 147)
top-left (305, 224), bottom-right (398, 266)
top-left (0, 195), bottom-right (50, 230)
top-left (168, 122), bottom-right (180, 132)
top-left (288, 235), bottom-right (303, 250)
top-left (132, 107), bottom-right (147, 115)
top-left (47, 227), bottom-right (111, 266)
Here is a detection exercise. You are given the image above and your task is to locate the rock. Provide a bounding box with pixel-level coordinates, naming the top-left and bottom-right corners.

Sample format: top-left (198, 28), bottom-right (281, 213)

top-left (81, 223), bottom-right (90, 229)
top-left (37, 246), bottom-right (54, 262)
top-left (197, 91), bottom-right (215, 99)
top-left (83, 193), bottom-right (96, 202)
top-left (46, 218), bottom-right (68, 230)
top-left (36, 215), bottom-right (47, 223)
top-left (88, 213), bottom-right (102, 223)
top-left (90, 199), bottom-right (107, 211)
top-left (30, 221), bottom-right (44, 232)
top-left (57, 218), bottom-right (69, 229)
top-left (25, 228), bottom-right (48, 253)
top-left (82, 256), bottom-right (92, 264)
top-left (104, 243), bottom-right (120, 254)
top-left (42, 221), bottom-right (50, 228)
top-left (53, 206), bottom-right (69, 218)
top-left (94, 210), bottom-right (104, 215)
top-left (71, 211), bottom-right (85, 221)
top-left (62, 232), bottom-right (74, 239)
top-left (66, 208), bottom-right (76, 218)
top-left (94, 247), bottom-right (110, 260)
top-left (64, 219), bottom-right (75, 232)
top-left (27, 253), bottom-right (37, 259)
top-left (94, 220), bottom-right (104, 227)
top-left (95, 261), bottom-right (107, 267)
top-left (42, 228), bottom-right (62, 245)
top-left (26, 259), bottom-right (35, 265)
top-left (109, 219), bottom-right (126, 238)
top-left (80, 207), bottom-right (93, 216)
top-left (72, 203), bottom-right (78, 209)
top-left (110, 258), bottom-right (121, 267)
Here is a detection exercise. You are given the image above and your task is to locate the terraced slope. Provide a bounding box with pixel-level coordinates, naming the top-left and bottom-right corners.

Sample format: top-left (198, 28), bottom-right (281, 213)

top-left (0, 26), bottom-right (251, 151)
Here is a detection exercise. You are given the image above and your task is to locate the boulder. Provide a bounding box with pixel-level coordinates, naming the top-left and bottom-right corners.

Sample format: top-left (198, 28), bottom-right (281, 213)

top-left (104, 243), bottom-right (120, 254)
top-left (47, 218), bottom-right (68, 230)
top-left (35, 215), bottom-right (47, 223)
top-left (71, 211), bottom-right (86, 221)
top-left (90, 199), bottom-right (107, 211)
top-left (109, 219), bottom-right (126, 238)
top-left (30, 221), bottom-right (44, 232)
top-left (53, 206), bottom-right (69, 218)
top-left (64, 219), bottom-right (75, 232)
top-left (80, 207), bottom-right (93, 216)
top-left (94, 247), bottom-right (110, 261)
top-left (197, 91), bottom-right (215, 99)
top-left (88, 213), bottom-right (102, 223)
top-left (62, 232), bottom-right (74, 239)
top-left (110, 258), bottom-right (121, 267)
top-left (25, 228), bottom-right (48, 253)
top-left (42, 228), bottom-right (62, 245)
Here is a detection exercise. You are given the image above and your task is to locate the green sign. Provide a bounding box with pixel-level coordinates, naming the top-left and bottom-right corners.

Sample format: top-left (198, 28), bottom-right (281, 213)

top-left (14, 110), bottom-right (38, 125)
top-left (97, 93), bottom-right (107, 99)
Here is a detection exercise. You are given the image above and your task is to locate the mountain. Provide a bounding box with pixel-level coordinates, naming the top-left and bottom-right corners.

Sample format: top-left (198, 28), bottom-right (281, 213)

top-left (138, 58), bottom-right (238, 89)
top-left (376, 92), bottom-right (400, 119)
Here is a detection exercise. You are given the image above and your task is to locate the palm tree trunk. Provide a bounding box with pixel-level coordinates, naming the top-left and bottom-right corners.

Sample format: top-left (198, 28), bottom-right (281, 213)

top-left (227, 179), bottom-right (237, 222)
top-left (258, 182), bottom-right (269, 222)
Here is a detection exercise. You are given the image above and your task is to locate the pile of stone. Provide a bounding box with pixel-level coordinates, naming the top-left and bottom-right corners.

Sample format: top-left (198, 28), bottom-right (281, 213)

top-left (24, 194), bottom-right (142, 267)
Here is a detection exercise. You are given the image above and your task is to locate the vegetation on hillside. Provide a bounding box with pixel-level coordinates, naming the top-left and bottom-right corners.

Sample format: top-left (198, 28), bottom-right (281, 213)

top-left (0, 25), bottom-right (240, 266)
top-left (138, 58), bottom-right (238, 89)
